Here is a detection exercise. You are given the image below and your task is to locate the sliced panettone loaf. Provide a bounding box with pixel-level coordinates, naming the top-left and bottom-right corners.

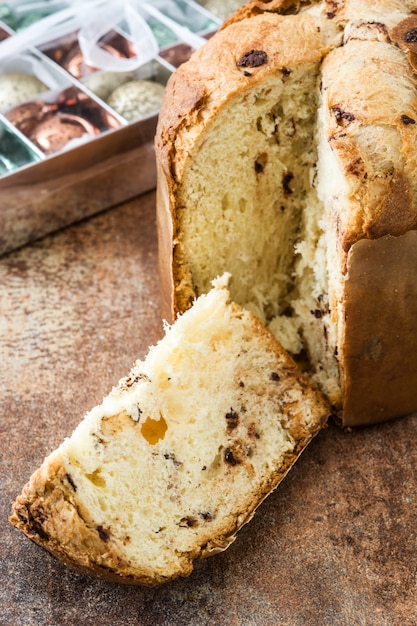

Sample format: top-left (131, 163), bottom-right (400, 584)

top-left (155, 0), bottom-right (417, 426)
top-left (10, 279), bottom-right (330, 586)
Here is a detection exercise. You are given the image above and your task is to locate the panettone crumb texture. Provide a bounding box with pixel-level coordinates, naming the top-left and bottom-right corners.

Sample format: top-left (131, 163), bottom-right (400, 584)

top-left (10, 282), bottom-right (329, 585)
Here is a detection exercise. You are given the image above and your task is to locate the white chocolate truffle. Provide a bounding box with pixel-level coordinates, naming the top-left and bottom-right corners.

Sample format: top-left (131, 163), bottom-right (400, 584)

top-left (0, 72), bottom-right (47, 112)
top-left (106, 79), bottom-right (165, 122)
top-left (81, 71), bottom-right (135, 102)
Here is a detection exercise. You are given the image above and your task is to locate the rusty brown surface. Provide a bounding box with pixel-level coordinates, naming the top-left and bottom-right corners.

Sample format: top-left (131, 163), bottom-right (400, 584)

top-left (1, 191), bottom-right (417, 625)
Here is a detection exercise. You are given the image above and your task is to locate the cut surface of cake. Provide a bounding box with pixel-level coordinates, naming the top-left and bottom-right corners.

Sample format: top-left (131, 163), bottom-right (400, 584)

top-left (10, 279), bottom-right (330, 586)
top-left (155, 0), bottom-right (417, 426)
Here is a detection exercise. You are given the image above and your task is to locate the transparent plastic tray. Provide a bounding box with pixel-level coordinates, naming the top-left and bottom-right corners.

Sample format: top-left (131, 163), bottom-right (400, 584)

top-left (0, 0), bottom-right (224, 255)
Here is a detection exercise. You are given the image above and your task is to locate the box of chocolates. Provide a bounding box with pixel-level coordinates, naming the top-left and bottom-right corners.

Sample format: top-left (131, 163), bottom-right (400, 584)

top-left (0, 0), bottom-right (243, 256)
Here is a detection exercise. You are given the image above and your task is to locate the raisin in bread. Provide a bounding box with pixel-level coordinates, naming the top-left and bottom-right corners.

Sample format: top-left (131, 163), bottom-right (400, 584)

top-left (155, 0), bottom-right (417, 427)
top-left (10, 279), bottom-right (329, 586)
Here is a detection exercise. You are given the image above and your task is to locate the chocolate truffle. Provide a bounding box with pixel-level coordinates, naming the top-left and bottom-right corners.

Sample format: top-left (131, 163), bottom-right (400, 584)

top-left (82, 71), bottom-right (135, 102)
top-left (0, 72), bottom-right (48, 112)
top-left (106, 79), bottom-right (165, 121)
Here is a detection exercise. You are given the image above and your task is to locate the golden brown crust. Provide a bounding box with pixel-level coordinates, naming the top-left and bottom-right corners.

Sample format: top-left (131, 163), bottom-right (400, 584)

top-left (155, 160), bottom-right (176, 323)
top-left (341, 231), bottom-right (417, 426)
top-left (318, 13), bottom-right (417, 425)
top-left (391, 13), bottom-right (417, 54)
top-left (320, 35), bottom-right (417, 255)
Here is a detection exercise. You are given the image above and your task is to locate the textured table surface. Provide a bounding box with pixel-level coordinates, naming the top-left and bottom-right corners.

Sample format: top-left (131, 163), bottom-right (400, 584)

top-left (1, 191), bottom-right (417, 626)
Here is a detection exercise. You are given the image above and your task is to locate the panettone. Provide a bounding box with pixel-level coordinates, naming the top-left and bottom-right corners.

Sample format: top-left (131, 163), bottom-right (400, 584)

top-left (155, 0), bottom-right (417, 427)
top-left (10, 0), bottom-right (417, 588)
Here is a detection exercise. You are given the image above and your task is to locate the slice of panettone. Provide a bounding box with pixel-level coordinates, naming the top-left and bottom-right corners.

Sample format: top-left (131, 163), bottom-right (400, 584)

top-left (10, 278), bottom-right (330, 586)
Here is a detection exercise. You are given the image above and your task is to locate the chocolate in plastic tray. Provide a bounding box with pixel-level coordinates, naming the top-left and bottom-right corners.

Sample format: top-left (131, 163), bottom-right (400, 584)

top-left (0, 0), bottom-right (231, 256)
